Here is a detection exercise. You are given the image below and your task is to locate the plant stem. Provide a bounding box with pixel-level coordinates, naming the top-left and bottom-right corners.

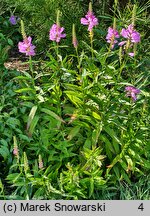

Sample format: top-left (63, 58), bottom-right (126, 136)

top-left (56, 42), bottom-right (59, 62)
top-left (75, 47), bottom-right (80, 70)
top-left (29, 56), bottom-right (34, 78)
top-left (90, 30), bottom-right (94, 59)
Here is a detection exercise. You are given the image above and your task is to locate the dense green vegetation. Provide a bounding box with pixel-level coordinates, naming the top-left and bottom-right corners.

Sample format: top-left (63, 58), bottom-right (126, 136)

top-left (0, 0), bottom-right (150, 199)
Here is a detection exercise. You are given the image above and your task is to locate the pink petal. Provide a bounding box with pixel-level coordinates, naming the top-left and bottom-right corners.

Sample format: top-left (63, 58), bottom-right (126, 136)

top-left (81, 18), bottom-right (89, 25)
top-left (129, 52), bottom-right (134, 57)
top-left (118, 41), bottom-right (126, 46)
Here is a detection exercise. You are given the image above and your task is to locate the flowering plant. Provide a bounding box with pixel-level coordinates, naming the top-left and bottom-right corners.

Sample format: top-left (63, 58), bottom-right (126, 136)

top-left (106, 27), bottom-right (120, 48)
top-left (18, 36), bottom-right (36, 56)
top-left (80, 3), bottom-right (98, 31)
top-left (125, 86), bottom-right (140, 101)
top-left (49, 24), bottom-right (66, 43)
top-left (119, 24), bottom-right (140, 56)
top-left (120, 24), bottom-right (140, 43)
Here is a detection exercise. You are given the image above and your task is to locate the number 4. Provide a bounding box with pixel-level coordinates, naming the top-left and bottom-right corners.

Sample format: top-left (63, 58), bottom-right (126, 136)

top-left (138, 203), bottom-right (144, 211)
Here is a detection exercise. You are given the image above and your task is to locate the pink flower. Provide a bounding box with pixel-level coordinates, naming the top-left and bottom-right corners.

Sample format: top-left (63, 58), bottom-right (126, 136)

top-left (49, 24), bottom-right (66, 43)
top-left (125, 86), bottom-right (140, 101)
top-left (118, 24), bottom-right (140, 57)
top-left (13, 148), bottom-right (19, 156)
top-left (119, 24), bottom-right (140, 47)
top-left (118, 41), bottom-right (126, 46)
top-left (128, 52), bottom-right (135, 57)
top-left (81, 11), bottom-right (98, 31)
top-left (120, 24), bottom-right (140, 43)
top-left (18, 36), bottom-right (36, 56)
top-left (106, 27), bottom-right (120, 48)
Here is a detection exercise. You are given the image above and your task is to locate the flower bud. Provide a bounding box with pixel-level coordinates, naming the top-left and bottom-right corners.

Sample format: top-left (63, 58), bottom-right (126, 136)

top-left (24, 152), bottom-right (29, 173)
top-left (13, 136), bottom-right (19, 162)
top-left (72, 24), bottom-right (78, 48)
top-left (38, 155), bottom-right (43, 169)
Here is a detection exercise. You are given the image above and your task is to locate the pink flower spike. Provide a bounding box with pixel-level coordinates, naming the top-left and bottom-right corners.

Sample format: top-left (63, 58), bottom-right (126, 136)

top-left (81, 11), bottom-right (98, 31)
top-left (106, 27), bottom-right (120, 48)
top-left (125, 86), bottom-right (140, 101)
top-left (49, 24), bottom-right (66, 43)
top-left (121, 24), bottom-right (140, 43)
top-left (131, 32), bottom-right (140, 43)
top-left (18, 36), bottom-right (36, 56)
top-left (120, 28), bottom-right (129, 39)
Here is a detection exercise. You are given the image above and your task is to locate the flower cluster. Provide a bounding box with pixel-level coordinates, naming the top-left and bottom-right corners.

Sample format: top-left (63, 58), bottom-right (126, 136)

top-left (106, 24), bottom-right (140, 56)
top-left (119, 24), bottom-right (140, 56)
top-left (120, 24), bottom-right (140, 44)
top-left (106, 27), bottom-right (120, 49)
top-left (49, 24), bottom-right (66, 43)
top-left (81, 11), bottom-right (98, 31)
top-left (18, 36), bottom-right (36, 56)
top-left (125, 86), bottom-right (140, 101)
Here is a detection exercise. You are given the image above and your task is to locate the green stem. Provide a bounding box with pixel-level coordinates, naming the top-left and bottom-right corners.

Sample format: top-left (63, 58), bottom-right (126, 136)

top-left (90, 30), bottom-right (94, 59)
top-left (29, 56), bottom-right (34, 78)
top-left (75, 47), bottom-right (80, 70)
top-left (118, 54), bottom-right (129, 81)
top-left (0, 181), bottom-right (6, 200)
top-left (56, 42), bottom-right (59, 62)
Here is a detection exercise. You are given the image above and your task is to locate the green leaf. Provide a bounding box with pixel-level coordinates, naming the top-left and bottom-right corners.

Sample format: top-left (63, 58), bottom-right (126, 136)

top-left (100, 134), bottom-right (114, 159)
top-left (19, 96), bottom-right (35, 100)
top-left (92, 111), bottom-right (101, 120)
top-left (21, 71), bottom-right (33, 79)
top-left (67, 126), bottom-right (81, 140)
top-left (0, 139), bottom-right (8, 147)
top-left (89, 177), bottom-right (94, 198)
top-left (15, 88), bottom-right (36, 93)
top-left (14, 76), bottom-right (31, 81)
top-left (6, 117), bottom-right (20, 128)
top-left (41, 108), bottom-right (65, 123)
top-left (104, 126), bottom-right (122, 153)
top-left (0, 146), bottom-right (10, 160)
top-left (120, 159), bottom-right (128, 171)
top-left (65, 91), bottom-right (83, 107)
top-left (28, 115), bottom-right (39, 137)
top-left (7, 39), bottom-right (14, 46)
top-left (106, 154), bottom-right (120, 175)
top-left (6, 173), bottom-right (21, 182)
top-left (113, 166), bottom-right (120, 180)
top-left (124, 155), bottom-right (134, 171)
top-left (27, 105), bottom-right (38, 130)
top-left (83, 138), bottom-right (92, 149)
top-left (121, 170), bottom-right (131, 184)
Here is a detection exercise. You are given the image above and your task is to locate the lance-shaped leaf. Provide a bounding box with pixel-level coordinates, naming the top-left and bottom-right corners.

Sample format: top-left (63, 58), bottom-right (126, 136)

top-left (41, 108), bottom-right (65, 123)
top-left (27, 105), bottom-right (38, 131)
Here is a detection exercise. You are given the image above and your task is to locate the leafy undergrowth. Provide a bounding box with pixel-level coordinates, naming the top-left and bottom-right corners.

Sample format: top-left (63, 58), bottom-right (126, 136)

top-left (0, 0), bottom-right (150, 200)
